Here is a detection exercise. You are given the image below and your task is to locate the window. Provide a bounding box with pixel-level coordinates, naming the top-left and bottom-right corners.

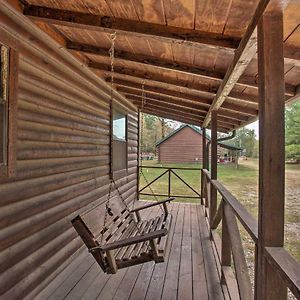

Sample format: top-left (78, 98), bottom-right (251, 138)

top-left (112, 109), bottom-right (128, 172)
top-left (0, 45), bottom-right (9, 167)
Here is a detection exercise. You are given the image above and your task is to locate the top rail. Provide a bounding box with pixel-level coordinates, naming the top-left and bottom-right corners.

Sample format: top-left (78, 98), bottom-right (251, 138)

top-left (211, 179), bottom-right (258, 242)
top-left (139, 165), bottom-right (202, 171)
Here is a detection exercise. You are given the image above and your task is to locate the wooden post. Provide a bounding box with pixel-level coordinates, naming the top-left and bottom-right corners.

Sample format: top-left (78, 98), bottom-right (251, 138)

top-left (221, 200), bottom-right (231, 284)
top-left (201, 128), bottom-right (207, 204)
top-left (168, 169), bottom-right (171, 198)
top-left (257, 8), bottom-right (286, 300)
top-left (210, 111), bottom-right (218, 226)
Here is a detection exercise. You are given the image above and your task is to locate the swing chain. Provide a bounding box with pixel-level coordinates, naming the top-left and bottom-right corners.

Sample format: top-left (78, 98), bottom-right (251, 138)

top-left (139, 83), bottom-right (163, 212)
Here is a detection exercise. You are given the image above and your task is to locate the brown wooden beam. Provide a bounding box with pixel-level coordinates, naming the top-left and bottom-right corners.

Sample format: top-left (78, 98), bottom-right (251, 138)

top-left (121, 88), bottom-right (250, 123)
top-left (88, 58), bottom-right (295, 96)
top-left (203, 0), bottom-right (272, 127)
top-left (115, 83), bottom-right (258, 117)
top-left (257, 8), bottom-right (287, 300)
top-left (23, 5), bottom-right (240, 50)
top-left (142, 107), bottom-right (231, 133)
top-left (102, 62), bottom-right (258, 104)
top-left (113, 78), bottom-right (213, 106)
top-left (127, 94), bottom-right (241, 127)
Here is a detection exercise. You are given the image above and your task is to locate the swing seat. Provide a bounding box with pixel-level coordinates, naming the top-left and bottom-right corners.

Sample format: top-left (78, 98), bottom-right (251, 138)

top-left (71, 197), bottom-right (175, 274)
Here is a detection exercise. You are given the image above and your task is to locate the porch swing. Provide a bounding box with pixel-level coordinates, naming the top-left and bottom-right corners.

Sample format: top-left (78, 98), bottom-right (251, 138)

top-left (71, 32), bottom-right (175, 274)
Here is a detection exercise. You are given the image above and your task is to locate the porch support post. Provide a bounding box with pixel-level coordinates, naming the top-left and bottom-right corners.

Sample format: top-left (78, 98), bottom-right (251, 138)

top-left (210, 111), bottom-right (218, 226)
top-left (201, 127), bottom-right (207, 204)
top-left (257, 7), bottom-right (286, 300)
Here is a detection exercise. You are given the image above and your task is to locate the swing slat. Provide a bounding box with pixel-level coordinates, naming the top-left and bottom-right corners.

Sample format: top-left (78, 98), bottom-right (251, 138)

top-left (71, 197), bottom-right (175, 274)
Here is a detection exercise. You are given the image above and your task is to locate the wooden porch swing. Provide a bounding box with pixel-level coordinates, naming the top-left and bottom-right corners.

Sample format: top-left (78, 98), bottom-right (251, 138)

top-left (71, 32), bottom-right (175, 274)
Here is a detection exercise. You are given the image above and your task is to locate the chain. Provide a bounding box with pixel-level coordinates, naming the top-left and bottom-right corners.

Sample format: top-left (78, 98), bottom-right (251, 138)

top-left (109, 32), bottom-right (117, 99)
top-left (139, 82), bottom-right (163, 212)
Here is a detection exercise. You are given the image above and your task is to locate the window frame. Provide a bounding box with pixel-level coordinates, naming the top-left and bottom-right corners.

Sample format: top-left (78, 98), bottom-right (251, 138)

top-left (111, 104), bottom-right (128, 178)
top-left (0, 29), bottom-right (18, 181)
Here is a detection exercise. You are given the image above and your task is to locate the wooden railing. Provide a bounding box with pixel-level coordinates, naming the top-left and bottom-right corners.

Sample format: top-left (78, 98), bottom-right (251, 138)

top-left (138, 166), bottom-right (201, 200)
top-left (201, 169), bottom-right (300, 300)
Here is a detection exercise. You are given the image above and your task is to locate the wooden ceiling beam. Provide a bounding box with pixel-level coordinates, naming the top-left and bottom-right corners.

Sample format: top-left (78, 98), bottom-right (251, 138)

top-left (141, 107), bottom-right (232, 132)
top-left (103, 71), bottom-right (258, 104)
top-left (121, 88), bottom-right (252, 124)
top-left (202, 0), bottom-right (272, 127)
top-left (131, 97), bottom-right (240, 128)
top-left (75, 42), bottom-right (226, 81)
top-left (23, 5), bottom-right (240, 50)
top-left (115, 82), bottom-right (258, 117)
top-left (126, 93), bottom-right (208, 115)
top-left (89, 56), bottom-right (294, 96)
top-left (112, 78), bottom-right (213, 106)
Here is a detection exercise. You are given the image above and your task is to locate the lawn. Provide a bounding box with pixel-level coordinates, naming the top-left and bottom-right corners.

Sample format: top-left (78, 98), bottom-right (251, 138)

top-left (139, 158), bottom-right (300, 263)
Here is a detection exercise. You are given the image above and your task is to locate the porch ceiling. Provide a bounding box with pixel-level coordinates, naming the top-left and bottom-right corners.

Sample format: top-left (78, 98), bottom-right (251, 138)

top-left (21, 0), bottom-right (300, 132)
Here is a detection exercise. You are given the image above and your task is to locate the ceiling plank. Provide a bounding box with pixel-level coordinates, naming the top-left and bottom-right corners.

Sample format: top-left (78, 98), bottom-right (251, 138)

top-left (23, 5), bottom-right (240, 50)
top-left (125, 89), bottom-right (248, 125)
top-left (114, 82), bottom-right (258, 116)
top-left (96, 64), bottom-right (259, 104)
top-left (141, 107), bottom-right (232, 132)
top-left (130, 96), bottom-right (240, 127)
top-left (85, 48), bottom-right (295, 96)
top-left (202, 0), bottom-right (273, 127)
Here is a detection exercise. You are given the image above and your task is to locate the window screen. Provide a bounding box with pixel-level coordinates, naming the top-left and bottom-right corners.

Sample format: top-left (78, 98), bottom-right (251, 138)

top-left (112, 109), bottom-right (127, 172)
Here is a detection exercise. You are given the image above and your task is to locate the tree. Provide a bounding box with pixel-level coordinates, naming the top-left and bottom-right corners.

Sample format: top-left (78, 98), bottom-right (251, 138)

top-left (285, 102), bottom-right (300, 162)
top-left (227, 128), bottom-right (258, 157)
top-left (140, 113), bottom-right (177, 153)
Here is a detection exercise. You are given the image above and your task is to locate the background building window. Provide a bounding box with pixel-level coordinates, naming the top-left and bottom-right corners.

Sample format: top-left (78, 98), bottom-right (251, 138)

top-left (0, 45), bottom-right (9, 166)
top-left (112, 109), bottom-right (128, 172)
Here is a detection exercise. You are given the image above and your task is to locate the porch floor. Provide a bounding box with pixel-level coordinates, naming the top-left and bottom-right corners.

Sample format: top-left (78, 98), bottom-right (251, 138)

top-left (36, 203), bottom-right (228, 300)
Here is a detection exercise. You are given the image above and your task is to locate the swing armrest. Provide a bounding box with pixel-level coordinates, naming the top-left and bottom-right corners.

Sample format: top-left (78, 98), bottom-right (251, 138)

top-left (130, 197), bottom-right (175, 213)
top-left (91, 228), bottom-right (168, 252)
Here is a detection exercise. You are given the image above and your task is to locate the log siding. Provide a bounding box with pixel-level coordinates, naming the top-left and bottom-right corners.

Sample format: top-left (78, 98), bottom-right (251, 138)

top-left (0, 4), bottom-right (138, 299)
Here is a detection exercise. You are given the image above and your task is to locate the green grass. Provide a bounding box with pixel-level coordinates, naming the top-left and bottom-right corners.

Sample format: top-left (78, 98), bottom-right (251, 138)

top-left (139, 159), bottom-right (300, 262)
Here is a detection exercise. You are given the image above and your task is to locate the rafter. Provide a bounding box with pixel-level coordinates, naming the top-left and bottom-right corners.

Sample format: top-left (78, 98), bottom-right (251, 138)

top-left (23, 5), bottom-right (240, 50)
top-left (141, 107), bottom-right (233, 132)
top-left (115, 82), bottom-right (258, 116)
top-left (96, 65), bottom-right (259, 104)
top-left (130, 95), bottom-right (241, 127)
top-left (88, 56), bottom-right (294, 96)
top-left (202, 0), bottom-right (271, 127)
top-left (125, 92), bottom-right (245, 125)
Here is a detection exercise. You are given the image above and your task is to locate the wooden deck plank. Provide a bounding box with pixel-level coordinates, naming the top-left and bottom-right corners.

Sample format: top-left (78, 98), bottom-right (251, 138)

top-left (34, 249), bottom-right (88, 300)
top-left (64, 262), bottom-right (101, 300)
top-left (80, 270), bottom-right (110, 300)
top-left (126, 205), bottom-right (163, 300)
top-left (191, 204), bottom-right (209, 300)
top-left (197, 206), bottom-right (224, 300)
top-left (36, 203), bottom-right (227, 300)
top-left (160, 203), bottom-right (185, 300)
top-left (48, 255), bottom-right (95, 300)
top-left (144, 203), bottom-right (180, 300)
top-left (178, 204), bottom-right (193, 300)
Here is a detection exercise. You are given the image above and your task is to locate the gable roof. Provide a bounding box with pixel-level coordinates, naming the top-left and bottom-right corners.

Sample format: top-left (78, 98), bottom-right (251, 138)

top-left (156, 125), bottom-right (242, 151)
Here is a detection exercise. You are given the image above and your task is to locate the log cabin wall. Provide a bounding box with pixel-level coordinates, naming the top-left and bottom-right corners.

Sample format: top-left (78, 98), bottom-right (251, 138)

top-left (158, 126), bottom-right (204, 164)
top-left (0, 4), bottom-right (138, 299)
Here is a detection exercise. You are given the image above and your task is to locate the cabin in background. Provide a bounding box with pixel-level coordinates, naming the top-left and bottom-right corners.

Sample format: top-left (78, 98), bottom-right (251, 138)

top-left (156, 125), bottom-right (241, 164)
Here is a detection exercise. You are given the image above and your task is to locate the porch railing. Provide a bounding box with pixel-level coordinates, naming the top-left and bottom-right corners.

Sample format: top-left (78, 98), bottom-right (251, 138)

top-left (201, 169), bottom-right (300, 300)
top-left (138, 166), bottom-right (201, 200)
